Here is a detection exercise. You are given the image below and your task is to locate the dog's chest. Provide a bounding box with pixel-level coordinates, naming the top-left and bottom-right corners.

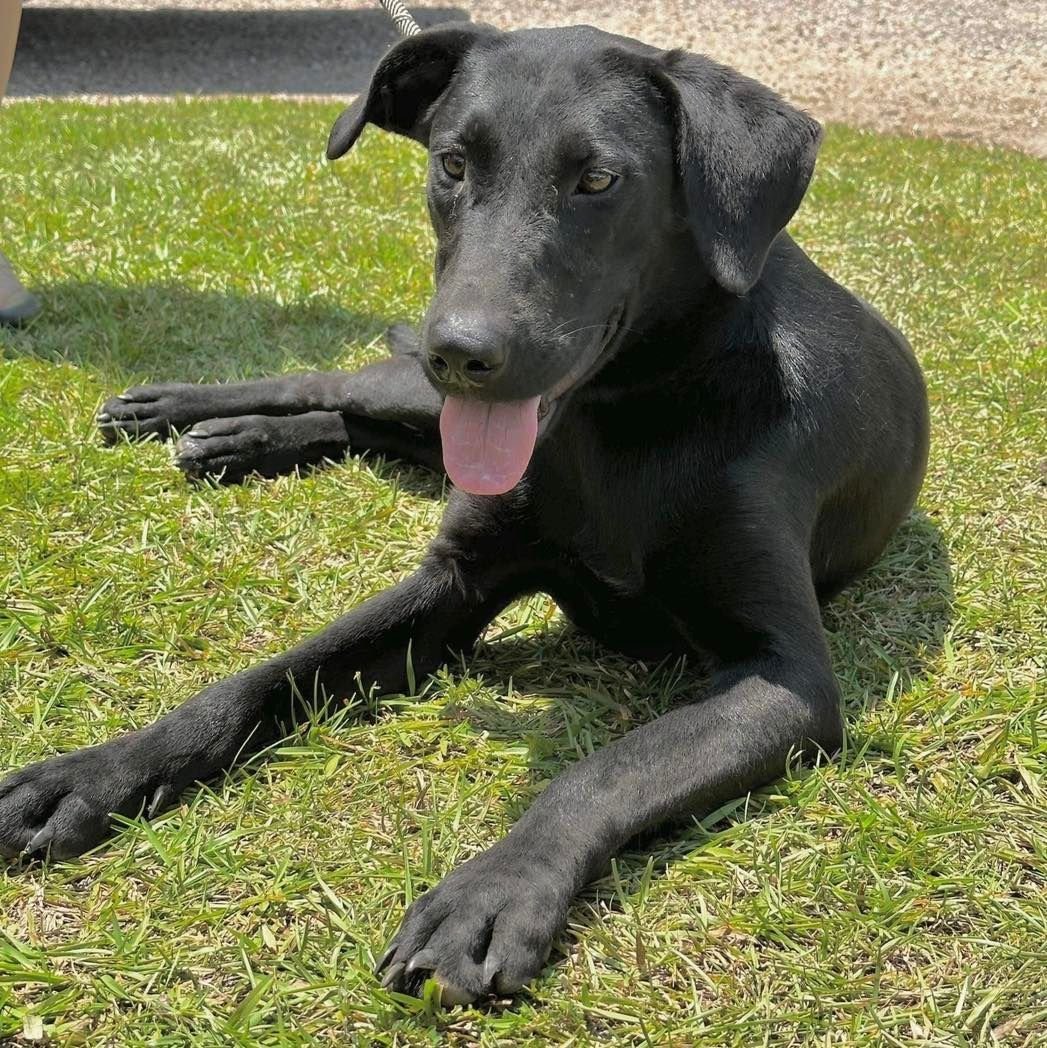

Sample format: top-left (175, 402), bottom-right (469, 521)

top-left (531, 418), bottom-right (693, 597)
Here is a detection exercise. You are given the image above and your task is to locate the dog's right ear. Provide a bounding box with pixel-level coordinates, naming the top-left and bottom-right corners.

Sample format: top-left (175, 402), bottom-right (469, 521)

top-left (327, 23), bottom-right (500, 160)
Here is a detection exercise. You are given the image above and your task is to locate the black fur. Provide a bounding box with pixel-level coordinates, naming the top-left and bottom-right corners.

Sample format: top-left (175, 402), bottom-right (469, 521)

top-left (4, 24), bottom-right (928, 1005)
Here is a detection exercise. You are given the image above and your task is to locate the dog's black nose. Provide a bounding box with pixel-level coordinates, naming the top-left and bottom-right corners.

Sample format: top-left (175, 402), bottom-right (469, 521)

top-left (426, 315), bottom-right (507, 388)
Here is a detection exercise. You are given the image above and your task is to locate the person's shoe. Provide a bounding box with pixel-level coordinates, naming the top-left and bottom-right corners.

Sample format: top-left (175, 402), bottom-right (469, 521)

top-left (0, 251), bottom-right (41, 327)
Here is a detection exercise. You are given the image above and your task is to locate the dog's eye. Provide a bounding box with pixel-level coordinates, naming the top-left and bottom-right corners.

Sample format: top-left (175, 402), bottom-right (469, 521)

top-left (577, 169), bottom-right (617, 194)
top-left (441, 152), bottom-right (466, 180)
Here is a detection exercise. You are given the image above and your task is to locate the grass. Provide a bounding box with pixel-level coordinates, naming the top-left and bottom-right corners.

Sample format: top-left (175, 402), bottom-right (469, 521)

top-left (0, 97), bottom-right (1044, 1045)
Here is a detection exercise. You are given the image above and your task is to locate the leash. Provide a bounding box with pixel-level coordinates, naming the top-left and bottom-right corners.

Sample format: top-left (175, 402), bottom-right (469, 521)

top-left (378, 0), bottom-right (421, 38)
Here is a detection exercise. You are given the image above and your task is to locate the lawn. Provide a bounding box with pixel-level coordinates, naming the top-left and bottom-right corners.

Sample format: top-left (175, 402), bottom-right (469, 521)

top-left (0, 99), bottom-right (1044, 1045)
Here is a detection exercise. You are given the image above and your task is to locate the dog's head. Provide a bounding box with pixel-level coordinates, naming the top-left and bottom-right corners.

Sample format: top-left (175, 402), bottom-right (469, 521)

top-left (329, 24), bottom-right (821, 494)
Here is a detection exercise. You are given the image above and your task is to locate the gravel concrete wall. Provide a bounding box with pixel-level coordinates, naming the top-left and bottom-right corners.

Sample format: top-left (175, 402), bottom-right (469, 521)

top-left (8, 1), bottom-right (1046, 156)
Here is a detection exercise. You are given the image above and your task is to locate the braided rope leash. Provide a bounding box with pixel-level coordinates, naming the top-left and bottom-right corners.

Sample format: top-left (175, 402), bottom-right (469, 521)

top-left (378, 0), bottom-right (421, 38)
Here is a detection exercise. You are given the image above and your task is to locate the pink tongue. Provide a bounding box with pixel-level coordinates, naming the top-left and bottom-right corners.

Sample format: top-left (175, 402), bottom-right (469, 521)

top-left (439, 395), bottom-right (541, 495)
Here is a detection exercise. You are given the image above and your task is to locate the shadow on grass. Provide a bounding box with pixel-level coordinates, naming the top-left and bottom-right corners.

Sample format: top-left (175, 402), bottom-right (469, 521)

top-left (0, 280), bottom-right (389, 383)
top-left (0, 280), bottom-right (445, 496)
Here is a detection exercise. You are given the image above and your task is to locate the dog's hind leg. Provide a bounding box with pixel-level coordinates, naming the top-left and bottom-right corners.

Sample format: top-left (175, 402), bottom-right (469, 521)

top-left (97, 325), bottom-right (433, 443)
top-left (173, 408), bottom-right (443, 481)
top-left (171, 410), bottom-right (354, 481)
top-left (96, 371), bottom-right (354, 443)
top-left (100, 348), bottom-right (446, 480)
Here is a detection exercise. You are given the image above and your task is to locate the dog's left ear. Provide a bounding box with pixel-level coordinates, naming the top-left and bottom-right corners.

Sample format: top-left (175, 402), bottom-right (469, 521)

top-left (327, 22), bottom-right (501, 161)
top-left (650, 51), bottom-right (822, 295)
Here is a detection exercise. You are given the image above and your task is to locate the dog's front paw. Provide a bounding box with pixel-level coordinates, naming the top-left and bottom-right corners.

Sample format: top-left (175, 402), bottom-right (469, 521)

top-left (0, 741), bottom-right (172, 861)
top-left (97, 382), bottom-right (216, 443)
top-left (377, 841), bottom-right (572, 1005)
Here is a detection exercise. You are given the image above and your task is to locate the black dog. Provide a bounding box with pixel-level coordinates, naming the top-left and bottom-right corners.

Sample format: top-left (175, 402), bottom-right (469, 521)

top-left (2, 24), bottom-right (929, 1004)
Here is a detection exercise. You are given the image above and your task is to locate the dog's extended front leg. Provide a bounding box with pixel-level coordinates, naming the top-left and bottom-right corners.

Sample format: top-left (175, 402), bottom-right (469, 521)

top-left (379, 611), bottom-right (843, 1003)
top-left (99, 354), bottom-right (445, 479)
top-left (0, 528), bottom-right (531, 860)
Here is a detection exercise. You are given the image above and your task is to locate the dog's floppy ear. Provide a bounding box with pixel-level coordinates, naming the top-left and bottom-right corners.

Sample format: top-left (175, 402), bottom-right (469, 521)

top-left (651, 51), bottom-right (822, 295)
top-left (327, 23), bottom-right (500, 161)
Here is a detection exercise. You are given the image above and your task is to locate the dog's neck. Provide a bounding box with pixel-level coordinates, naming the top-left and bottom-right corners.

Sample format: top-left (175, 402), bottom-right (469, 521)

top-left (580, 275), bottom-right (747, 395)
top-left (572, 255), bottom-right (794, 433)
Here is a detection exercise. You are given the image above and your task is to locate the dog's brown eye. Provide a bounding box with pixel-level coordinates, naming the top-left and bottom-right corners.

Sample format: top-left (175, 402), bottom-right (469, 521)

top-left (577, 169), bottom-right (616, 194)
top-left (442, 153), bottom-right (466, 180)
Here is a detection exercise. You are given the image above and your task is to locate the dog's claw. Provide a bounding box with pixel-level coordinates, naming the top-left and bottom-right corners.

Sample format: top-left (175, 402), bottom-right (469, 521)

top-left (482, 954), bottom-right (500, 985)
top-left (404, 949), bottom-right (437, 976)
top-left (96, 412), bottom-right (111, 423)
top-left (380, 961), bottom-right (405, 989)
top-left (116, 393), bottom-right (133, 401)
top-left (23, 826), bottom-right (54, 856)
top-left (375, 942), bottom-right (399, 974)
top-left (147, 783), bottom-right (173, 818)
